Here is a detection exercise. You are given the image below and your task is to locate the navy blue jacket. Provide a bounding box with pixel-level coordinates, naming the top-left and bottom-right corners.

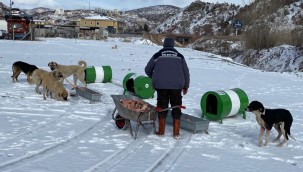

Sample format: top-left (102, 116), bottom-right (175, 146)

top-left (145, 47), bottom-right (190, 90)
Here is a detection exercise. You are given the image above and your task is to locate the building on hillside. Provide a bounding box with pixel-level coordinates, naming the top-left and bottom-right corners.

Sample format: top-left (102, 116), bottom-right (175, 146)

top-left (95, 8), bottom-right (123, 17)
top-left (78, 15), bottom-right (125, 34)
top-left (95, 8), bottom-right (110, 16)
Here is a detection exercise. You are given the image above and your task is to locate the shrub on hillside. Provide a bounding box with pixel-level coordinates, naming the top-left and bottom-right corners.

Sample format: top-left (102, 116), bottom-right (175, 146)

top-left (244, 23), bottom-right (275, 51)
top-left (201, 24), bottom-right (214, 36)
top-left (291, 27), bottom-right (303, 47)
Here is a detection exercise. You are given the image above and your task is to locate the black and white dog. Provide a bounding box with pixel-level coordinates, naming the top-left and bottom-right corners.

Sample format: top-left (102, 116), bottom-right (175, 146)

top-left (245, 101), bottom-right (295, 147)
top-left (11, 61), bottom-right (38, 83)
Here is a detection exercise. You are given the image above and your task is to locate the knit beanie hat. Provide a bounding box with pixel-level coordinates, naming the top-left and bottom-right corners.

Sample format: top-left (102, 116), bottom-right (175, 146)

top-left (163, 37), bottom-right (175, 47)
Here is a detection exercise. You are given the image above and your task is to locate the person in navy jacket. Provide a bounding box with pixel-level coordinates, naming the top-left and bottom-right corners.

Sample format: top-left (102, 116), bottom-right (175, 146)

top-left (145, 37), bottom-right (190, 139)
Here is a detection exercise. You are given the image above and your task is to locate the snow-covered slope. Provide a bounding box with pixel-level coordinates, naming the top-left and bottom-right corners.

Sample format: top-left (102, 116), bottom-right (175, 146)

top-left (234, 45), bottom-right (303, 72)
top-left (152, 1), bottom-right (239, 35)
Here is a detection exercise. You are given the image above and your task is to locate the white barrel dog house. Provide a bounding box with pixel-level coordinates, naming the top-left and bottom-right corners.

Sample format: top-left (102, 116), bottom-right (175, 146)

top-left (201, 88), bottom-right (249, 123)
top-left (85, 66), bottom-right (112, 83)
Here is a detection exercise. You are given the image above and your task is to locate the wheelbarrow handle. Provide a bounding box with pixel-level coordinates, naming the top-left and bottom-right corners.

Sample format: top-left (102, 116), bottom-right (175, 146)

top-left (155, 105), bottom-right (186, 112)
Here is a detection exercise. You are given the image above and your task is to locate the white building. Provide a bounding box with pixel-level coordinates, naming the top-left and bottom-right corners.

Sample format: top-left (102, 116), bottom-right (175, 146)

top-left (0, 19), bottom-right (7, 31)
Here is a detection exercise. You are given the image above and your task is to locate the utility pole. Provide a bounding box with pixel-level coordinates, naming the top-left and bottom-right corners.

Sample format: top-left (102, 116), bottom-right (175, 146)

top-left (9, 0), bottom-right (14, 40)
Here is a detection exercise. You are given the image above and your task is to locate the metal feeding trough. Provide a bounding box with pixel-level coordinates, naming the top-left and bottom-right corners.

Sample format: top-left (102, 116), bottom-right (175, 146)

top-left (75, 87), bottom-right (102, 102)
top-left (166, 111), bottom-right (209, 134)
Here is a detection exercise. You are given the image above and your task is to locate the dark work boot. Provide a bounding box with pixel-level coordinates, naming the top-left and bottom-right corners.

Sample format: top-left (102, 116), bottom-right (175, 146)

top-left (156, 117), bottom-right (166, 136)
top-left (173, 119), bottom-right (180, 139)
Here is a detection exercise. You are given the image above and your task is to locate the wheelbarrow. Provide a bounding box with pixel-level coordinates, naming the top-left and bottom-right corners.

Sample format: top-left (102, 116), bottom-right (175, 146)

top-left (111, 95), bottom-right (157, 139)
top-left (111, 95), bottom-right (186, 139)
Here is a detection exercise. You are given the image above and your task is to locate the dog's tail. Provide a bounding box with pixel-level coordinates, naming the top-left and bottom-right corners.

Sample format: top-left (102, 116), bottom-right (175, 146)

top-left (78, 60), bottom-right (87, 70)
top-left (285, 114), bottom-right (295, 141)
top-left (285, 122), bottom-right (295, 141)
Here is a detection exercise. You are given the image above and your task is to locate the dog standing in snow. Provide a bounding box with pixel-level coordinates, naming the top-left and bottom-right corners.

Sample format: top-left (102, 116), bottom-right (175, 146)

top-left (245, 101), bottom-right (295, 147)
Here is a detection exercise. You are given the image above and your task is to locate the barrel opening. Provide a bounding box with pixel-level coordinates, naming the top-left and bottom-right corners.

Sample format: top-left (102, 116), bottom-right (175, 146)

top-left (126, 78), bottom-right (135, 93)
top-left (206, 94), bottom-right (217, 115)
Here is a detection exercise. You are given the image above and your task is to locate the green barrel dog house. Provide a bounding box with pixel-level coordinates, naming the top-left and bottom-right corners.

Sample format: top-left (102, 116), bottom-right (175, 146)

top-left (201, 88), bottom-right (249, 123)
top-left (85, 66), bottom-right (112, 84)
top-left (122, 73), bottom-right (155, 99)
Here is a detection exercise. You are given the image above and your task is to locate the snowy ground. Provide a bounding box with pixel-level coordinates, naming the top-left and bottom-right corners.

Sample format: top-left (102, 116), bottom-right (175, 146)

top-left (0, 37), bottom-right (303, 172)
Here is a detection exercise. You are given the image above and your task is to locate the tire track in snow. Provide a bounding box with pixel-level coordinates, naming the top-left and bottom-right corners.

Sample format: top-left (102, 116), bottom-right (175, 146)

top-left (84, 120), bottom-right (155, 172)
top-left (0, 116), bottom-right (104, 171)
top-left (146, 132), bottom-right (193, 172)
top-left (0, 109), bottom-right (66, 145)
top-left (84, 138), bottom-right (144, 172)
top-left (85, 131), bottom-right (193, 172)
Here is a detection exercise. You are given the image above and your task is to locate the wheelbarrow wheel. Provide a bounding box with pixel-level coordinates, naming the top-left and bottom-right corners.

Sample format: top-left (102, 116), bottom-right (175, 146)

top-left (115, 114), bottom-right (128, 130)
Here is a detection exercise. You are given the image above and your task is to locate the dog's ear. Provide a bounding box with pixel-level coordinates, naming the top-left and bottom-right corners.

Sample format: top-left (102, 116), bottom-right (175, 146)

top-left (48, 62), bottom-right (52, 67)
top-left (259, 104), bottom-right (265, 113)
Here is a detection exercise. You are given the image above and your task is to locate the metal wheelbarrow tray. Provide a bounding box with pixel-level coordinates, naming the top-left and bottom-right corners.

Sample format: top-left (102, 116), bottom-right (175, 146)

top-left (111, 95), bottom-right (156, 139)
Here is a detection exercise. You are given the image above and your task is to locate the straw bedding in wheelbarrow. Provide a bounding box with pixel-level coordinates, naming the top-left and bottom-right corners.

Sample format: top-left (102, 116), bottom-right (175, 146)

top-left (111, 95), bottom-right (156, 122)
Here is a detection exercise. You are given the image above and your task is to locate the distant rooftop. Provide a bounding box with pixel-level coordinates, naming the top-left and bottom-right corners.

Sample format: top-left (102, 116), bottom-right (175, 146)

top-left (84, 15), bottom-right (115, 20)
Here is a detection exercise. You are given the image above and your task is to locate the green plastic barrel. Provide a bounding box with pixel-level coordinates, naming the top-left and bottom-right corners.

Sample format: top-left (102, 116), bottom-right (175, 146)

top-left (122, 73), bottom-right (155, 99)
top-left (201, 88), bottom-right (249, 123)
top-left (85, 66), bottom-right (112, 84)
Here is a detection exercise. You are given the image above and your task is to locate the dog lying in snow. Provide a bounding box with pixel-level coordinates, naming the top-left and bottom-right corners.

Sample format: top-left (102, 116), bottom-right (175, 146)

top-left (245, 100), bottom-right (295, 147)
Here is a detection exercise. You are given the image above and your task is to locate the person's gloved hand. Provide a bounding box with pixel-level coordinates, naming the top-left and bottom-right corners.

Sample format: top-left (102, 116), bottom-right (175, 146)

top-left (182, 88), bottom-right (188, 95)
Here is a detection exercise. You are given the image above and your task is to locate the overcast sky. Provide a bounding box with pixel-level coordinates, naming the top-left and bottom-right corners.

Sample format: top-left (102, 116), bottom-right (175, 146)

top-left (2, 0), bottom-right (251, 10)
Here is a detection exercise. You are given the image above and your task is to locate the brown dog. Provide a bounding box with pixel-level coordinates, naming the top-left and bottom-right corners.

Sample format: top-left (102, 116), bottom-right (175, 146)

top-left (11, 61), bottom-right (38, 83)
top-left (29, 69), bottom-right (63, 94)
top-left (48, 60), bottom-right (87, 87)
top-left (41, 71), bottom-right (68, 101)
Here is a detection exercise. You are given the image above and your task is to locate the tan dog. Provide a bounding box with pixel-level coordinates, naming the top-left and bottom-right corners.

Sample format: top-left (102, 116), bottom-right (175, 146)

top-left (11, 61), bottom-right (38, 83)
top-left (41, 71), bottom-right (68, 101)
top-left (48, 60), bottom-right (87, 87)
top-left (29, 69), bottom-right (63, 94)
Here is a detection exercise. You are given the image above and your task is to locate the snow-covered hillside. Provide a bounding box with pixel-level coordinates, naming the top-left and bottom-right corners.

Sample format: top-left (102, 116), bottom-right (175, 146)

top-left (124, 5), bottom-right (181, 30)
top-left (241, 0), bottom-right (303, 32)
top-left (152, 1), bottom-right (239, 35)
top-left (234, 45), bottom-right (303, 73)
top-left (153, 0), bottom-right (303, 36)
